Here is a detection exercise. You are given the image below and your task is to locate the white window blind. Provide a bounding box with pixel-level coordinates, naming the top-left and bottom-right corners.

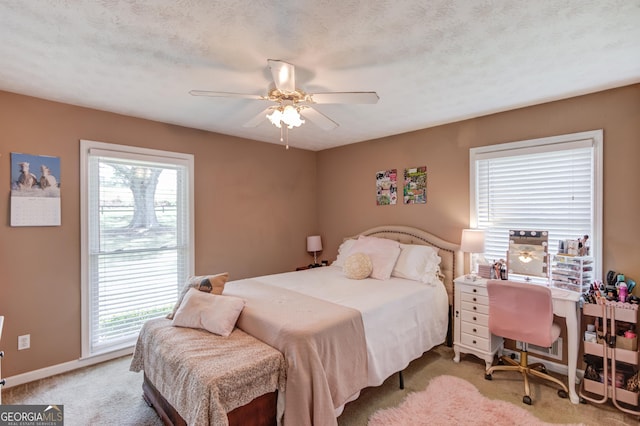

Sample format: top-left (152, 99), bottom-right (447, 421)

top-left (81, 141), bottom-right (194, 357)
top-left (471, 130), bottom-right (602, 281)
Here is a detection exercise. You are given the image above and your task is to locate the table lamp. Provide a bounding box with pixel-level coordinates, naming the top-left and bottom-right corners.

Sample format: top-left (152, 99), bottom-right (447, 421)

top-left (306, 235), bottom-right (322, 266)
top-left (460, 229), bottom-right (485, 278)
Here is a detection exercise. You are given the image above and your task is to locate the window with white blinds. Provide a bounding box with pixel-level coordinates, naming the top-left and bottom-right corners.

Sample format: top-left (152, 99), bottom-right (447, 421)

top-left (81, 140), bottom-right (194, 357)
top-left (470, 130), bottom-right (603, 281)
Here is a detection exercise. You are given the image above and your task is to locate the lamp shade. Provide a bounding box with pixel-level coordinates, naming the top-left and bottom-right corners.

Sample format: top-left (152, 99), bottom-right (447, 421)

top-left (306, 235), bottom-right (322, 252)
top-left (460, 229), bottom-right (485, 253)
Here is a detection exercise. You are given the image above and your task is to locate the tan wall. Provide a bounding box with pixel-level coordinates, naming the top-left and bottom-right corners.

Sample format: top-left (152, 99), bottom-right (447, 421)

top-left (0, 91), bottom-right (317, 377)
top-left (317, 84), bottom-right (640, 282)
top-left (2, 84), bottom-right (639, 379)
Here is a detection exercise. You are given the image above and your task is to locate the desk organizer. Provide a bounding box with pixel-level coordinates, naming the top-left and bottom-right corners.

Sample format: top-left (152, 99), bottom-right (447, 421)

top-left (551, 255), bottom-right (593, 293)
top-left (580, 303), bottom-right (640, 416)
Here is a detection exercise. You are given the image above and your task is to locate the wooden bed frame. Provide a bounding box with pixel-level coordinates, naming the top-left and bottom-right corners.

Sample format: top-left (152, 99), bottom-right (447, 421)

top-left (142, 373), bottom-right (277, 426)
top-left (141, 225), bottom-right (462, 425)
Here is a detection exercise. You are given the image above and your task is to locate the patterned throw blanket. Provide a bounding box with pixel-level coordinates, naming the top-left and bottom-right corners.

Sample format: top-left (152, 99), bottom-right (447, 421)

top-left (224, 279), bottom-right (369, 426)
top-left (130, 318), bottom-right (286, 426)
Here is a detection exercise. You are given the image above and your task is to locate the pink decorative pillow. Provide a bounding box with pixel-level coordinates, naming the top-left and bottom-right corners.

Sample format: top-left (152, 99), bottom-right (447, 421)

top-left (172, 288), bottom-right (245, 336)
top-left (349, 236), bottom-right (401, 280)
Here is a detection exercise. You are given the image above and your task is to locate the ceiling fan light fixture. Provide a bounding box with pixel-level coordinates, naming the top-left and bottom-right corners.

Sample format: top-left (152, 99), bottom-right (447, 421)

top-left (266, 108), bottom-right (283, 128)
top-left (518, 252), bottom-right (533, 263)
top-left (267, 105), bottom-right (305, 129)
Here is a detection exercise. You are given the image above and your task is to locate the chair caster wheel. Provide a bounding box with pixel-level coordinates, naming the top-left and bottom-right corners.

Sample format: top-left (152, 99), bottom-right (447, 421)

top-left (510, 353), bottom-right (516, 359)
top-left (580, 397), bottom-right (587, 404)
top-left (558, 389), bottom-right (568, 399)
top-left (539, 366), bottom-right (547, 373)
top-left (523, 395), bottom-right (532, 405)
top-left (485, 373), bottom-right (492, 380)
top-left (497, 358), bottom-right (505, 365)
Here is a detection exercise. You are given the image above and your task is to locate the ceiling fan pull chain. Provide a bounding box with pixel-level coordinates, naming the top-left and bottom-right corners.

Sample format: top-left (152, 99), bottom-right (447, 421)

top-left (285, 126), bottom-right (290, 150)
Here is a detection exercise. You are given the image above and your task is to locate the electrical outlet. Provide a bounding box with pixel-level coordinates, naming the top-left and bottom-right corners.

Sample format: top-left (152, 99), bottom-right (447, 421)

top-left (18, 334), bottom-right (30, 350)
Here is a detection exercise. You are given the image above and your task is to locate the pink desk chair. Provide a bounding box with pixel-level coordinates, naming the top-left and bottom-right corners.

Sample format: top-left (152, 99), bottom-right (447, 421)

top-left (484, 280), bottom-right (569, 405)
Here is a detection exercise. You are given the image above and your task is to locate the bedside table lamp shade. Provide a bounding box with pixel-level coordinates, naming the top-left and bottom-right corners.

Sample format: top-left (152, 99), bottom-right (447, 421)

top-left (460, 229), bottom-right (485, 274)
top-left (307, 235), bottom-right (322, 265)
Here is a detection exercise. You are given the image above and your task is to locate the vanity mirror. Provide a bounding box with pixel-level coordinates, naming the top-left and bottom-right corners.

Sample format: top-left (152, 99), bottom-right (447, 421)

top-left (507, 230), bottom-right (549, 280)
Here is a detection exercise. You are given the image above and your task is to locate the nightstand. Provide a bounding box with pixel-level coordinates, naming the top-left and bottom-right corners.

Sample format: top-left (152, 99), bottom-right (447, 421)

top-left (296, 263), bottom-right (328, 271)
top-left (453, 276), bottom-right (503, 369)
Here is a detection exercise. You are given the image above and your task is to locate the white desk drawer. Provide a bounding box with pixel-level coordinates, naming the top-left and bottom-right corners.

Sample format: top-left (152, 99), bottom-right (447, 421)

top-left (459, 284), bottom-right (488, 297)
top-left (461, 301), bottom-right (489, 315)
top-left (461, 310), bottom-right (489, 327)
top-left (461, 333), bottom-right (490, 351)
top-left (460, 321), bottom-right (490, 338)
top-left (460, 291), bottom-right (488, 306)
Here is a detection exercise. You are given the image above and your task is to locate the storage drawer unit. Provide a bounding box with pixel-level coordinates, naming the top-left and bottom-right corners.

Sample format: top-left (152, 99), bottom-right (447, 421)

top-left (453, 276), bottom-right (503, 370)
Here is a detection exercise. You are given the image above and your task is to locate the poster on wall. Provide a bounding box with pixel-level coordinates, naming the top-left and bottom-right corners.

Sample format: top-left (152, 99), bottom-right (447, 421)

top-left (375, 169), bottom-right (397, 205)
top-left (403, 166), bottom-right (427, 204)
top-left (10, 152), bottom-right (61, 226)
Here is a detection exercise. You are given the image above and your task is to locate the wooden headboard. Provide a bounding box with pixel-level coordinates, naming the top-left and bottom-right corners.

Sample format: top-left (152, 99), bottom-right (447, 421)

top-left (347, 225), bottom-right (463, 306)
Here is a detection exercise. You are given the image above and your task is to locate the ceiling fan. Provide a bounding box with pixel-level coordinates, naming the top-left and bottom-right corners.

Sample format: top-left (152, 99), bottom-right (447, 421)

top-left (189, 59), bottom-right (379, 141)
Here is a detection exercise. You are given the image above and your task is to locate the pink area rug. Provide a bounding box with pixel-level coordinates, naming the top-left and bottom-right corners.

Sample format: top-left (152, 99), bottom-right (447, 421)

top-left (368, 375), bottom-right (582, 426)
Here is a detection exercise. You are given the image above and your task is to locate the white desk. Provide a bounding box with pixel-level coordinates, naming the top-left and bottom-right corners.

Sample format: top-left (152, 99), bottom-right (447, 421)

top-left (453, 277), bottom-right (581, 404)
top-left (549, 287), bottom-right (581, 404)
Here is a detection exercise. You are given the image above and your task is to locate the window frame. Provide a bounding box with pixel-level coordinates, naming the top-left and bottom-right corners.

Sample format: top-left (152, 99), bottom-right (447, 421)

top-left (469, 129), bottom-right (603, 282)
top-left (80, 140), bottom-right (194, 359)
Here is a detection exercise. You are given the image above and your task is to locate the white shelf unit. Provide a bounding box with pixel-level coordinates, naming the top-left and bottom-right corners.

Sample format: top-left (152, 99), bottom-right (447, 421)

top-left (551, 255), bottom-right (593, 293)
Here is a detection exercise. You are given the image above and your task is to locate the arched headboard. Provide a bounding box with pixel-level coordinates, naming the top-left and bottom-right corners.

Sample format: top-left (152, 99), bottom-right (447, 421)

top-left (346, 225), bottom-right (463, 306)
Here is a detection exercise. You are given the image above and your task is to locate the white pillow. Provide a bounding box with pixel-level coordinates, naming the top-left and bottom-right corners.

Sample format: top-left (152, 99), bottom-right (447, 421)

top-left (348, 235), bottom-right (401, 280)
top-left (332, 238), bottom-right (357, 267)
top-left (392, 244), bottom-right (442, 285)
top-left (167, 272), bottom-right (229, 319)
top-left (343, 253), bottom-right (373, 279)
top-left (172, 288), bottom-right (245, 336)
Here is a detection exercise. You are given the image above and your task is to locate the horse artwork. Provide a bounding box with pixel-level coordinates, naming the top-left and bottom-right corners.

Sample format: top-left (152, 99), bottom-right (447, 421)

top-left (39, 165), bottom-right (58, 189)
top-left (17, 162), bottom-right (38, 190)
top-left (11, 155), bottom-right (60, 193)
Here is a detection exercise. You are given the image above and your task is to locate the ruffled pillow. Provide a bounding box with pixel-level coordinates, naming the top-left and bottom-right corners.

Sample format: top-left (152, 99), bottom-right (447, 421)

top-left (344, 253), bottom-right (373, 279)
top-left (392, 244), bottom-right (442, 285)
top-left (332, 238), bottom-right (357, 267)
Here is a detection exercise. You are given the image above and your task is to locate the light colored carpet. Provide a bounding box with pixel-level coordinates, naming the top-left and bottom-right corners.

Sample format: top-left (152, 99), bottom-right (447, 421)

top-left (369, 375), bottom-right (582, 426)
top-left (2, 344), bottom-right (637, 425)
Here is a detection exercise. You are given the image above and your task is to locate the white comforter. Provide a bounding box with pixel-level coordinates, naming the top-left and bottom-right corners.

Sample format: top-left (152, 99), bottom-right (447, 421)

top-left (249, 265), bottom-right (449, 390)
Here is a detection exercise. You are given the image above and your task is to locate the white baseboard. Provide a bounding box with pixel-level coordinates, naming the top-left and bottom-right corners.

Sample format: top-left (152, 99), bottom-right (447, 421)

top-left (3, 347), bottom-right (133, 389)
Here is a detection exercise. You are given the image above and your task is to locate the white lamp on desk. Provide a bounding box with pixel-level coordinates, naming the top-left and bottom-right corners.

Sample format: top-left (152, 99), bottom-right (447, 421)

top-left (460, 229), bottom-right (485, 278)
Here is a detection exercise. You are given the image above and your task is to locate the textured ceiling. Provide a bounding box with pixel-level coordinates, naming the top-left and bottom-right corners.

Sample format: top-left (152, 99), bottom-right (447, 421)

top-left (1, 0), bottom-right (639, 151)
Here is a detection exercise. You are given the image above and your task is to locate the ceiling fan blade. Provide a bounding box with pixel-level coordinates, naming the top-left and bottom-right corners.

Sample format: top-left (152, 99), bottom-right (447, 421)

top-left (268, 59), bottom-right (296, 94)
top-left (242, 107), bottom-right (273, 128)
top-left (189, 90), bottom-right (264, 100)
top-left (310, 92), bottom-right (379, 104)
top-left (300, 107), bottom-right (339, 131)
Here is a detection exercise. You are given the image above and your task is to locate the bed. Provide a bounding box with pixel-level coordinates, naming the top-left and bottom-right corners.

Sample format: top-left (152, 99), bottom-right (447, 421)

top-left (132, 225), bottom-right (462, 426)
